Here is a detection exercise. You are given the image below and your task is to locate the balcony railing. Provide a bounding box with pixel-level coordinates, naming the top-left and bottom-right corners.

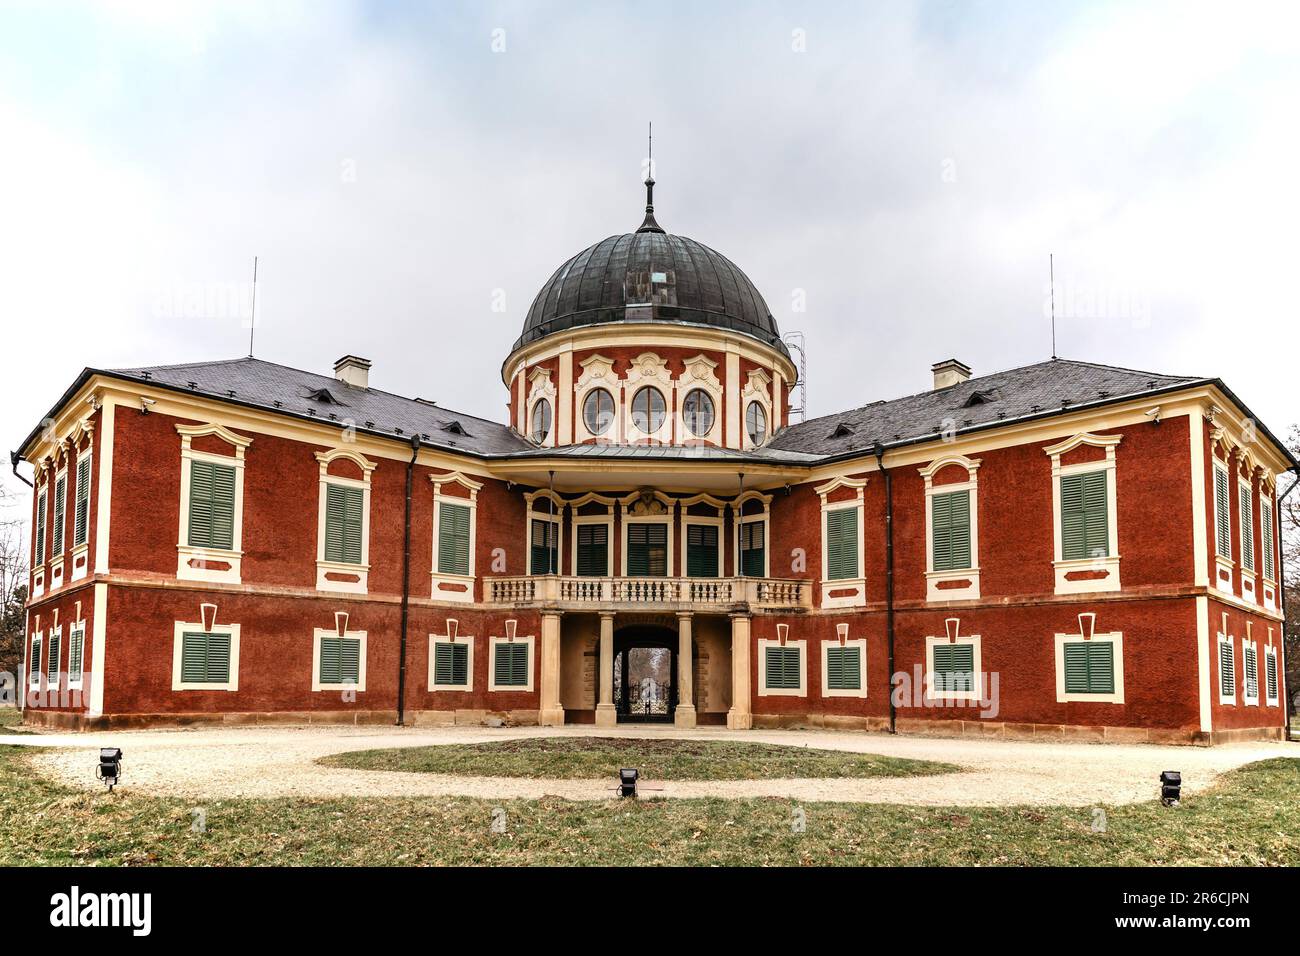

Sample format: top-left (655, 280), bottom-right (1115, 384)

top-left (485, 575), bottom-right (811, 611)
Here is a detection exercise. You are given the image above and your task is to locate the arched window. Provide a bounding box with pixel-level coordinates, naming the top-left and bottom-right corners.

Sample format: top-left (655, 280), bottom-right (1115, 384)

top-left (746, 401), bottom-right (768, 445)
top-left (682, 389), bottom-right (715, 438)
top-left (531, 399), bottom-right (552, 443)
top-left (582, 388), bottom-right (615, 436)
top-left (631, 387), bottom-right (666, 434)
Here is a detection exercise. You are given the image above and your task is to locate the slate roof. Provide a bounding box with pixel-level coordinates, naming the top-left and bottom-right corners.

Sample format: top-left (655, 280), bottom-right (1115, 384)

top-left (768, 358), bottom-right (1205, 459)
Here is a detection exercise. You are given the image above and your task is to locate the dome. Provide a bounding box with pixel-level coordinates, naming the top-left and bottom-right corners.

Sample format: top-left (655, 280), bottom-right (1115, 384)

top-left (514, 180), bottom-right (789, 359)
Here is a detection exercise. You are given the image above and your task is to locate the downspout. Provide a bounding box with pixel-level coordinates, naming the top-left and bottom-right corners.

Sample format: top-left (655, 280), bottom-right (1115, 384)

top-left (873, 443), bottom-right (896, 734)
top-left (9, 451), bottom-right (33, 488)
top-left (1277, 468), bottom-right (1299, 742)
top-left (396, 433), bottom-right (421, 726)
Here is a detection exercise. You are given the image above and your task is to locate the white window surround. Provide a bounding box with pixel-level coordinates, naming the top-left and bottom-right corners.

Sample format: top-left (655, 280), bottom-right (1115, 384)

top-left (311, 627), bottom-right (368, 693)
top-left (679, 494), bottom-right (726, 577)
top-left (176, 422), bottom-right (252, 585)
top-left (32, 481), bottom-right (47, 598)
top-left (619, 490), bottom-right (675, 577)
top-left (524, 366), bottom-right (558, 447)
top-left (488, 634), bottom-right (535, 693)
top-left (732, 490), bottom-right (772, 579)
top-left (757, 637), bottom-right (807, 697)
top-left (740, 368), bottom-right (774, 450)
top-left (573, 354), bottom-right (620, 443)
top-left (70, 450), bottom-right (92, 582)
top-left (430, 471), bottom-right (482, 604)
top-left (28, 632), bottom-right (41, 690)
top-left (1217, 632), bottom-right (1235, 705)
top-left (315, 448), bottom-right (376, 594)
top-left (623, 352), bottom-right (674, 444)
top-left (924, 633), bottom-right (983, 702)
top-left (1212, 458), bottom-right (1235, 593)
top-left (821, 636), bottom-right (868, 699)
top-left (1238, 477), bottom-right (1257, 602)
top-left (918, 454), bottom-right (981, 602)
top-left (49, 464), bottom-right (66, 591)
top-left (1264, 644), bottom-right (1280, 707)
top-left (1053, 631), bottom-right (1125, 704)
top-left (67, 620), bottom-right (85, 690)
top-left (526, 489), bottom-right (565, 575)
top-left (816, 476), bottom-right (867, 609)
top-left (429, 624), bottom-right (475, 692)
top-left (171, 621), bottom-right (241, 692)
top-left (677, 354), bottom-right (724, 446)
top-left (1043, 432), bottom-right (1122, 596)
top-left (1241, 638), bottom-right (1259, 706)
top-left (569, 493), bottom-right (616, 577)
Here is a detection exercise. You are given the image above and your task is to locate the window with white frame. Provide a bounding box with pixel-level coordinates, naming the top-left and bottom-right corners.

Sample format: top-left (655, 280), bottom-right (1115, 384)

top-left (1044, 433), bottom-right (1121, 595)
top-left (527, 492), bottom-right (563, 576)
top-left (1261, 499), bottom-right (1276, 582)
top-left (28, 632), bottom-right (41, 688)
top-left (172, 623), bottom-right (240, 692)
top-left (489, 635), bottom-right (534, 691)
top-left (312, 628), bottom-right (367, 692)
top-left (682, 502), bottom-right (724, 578)
top-left (1213, 460), bottom-right (1232, 558)
top-left (758, 636), bottom-right (806, 696)
top-left (51, 468), bottom-right (67, 558)
top-left (67, 622), bottom-right (85, 689)
top-left (816, 477), bottom-right (867, 609)
top-left (315, 449), bottom-right (375, 594)
top-left (431, 472), bottom-right (481, 604)
top-left (1242, 640), bottom-right (1259, 705)
top-left (1217, 633), bottom-right (1235, 704)
top-left (1054, 632), bottom-right (1124, 703)
top-left (733, 491), bottom-right (771, 579)
top-left (45, 626), bottom-right (61, 685)
top-left (925, 634), bottom-right (982, 701)
top-left (176, 423), bottom-right (251, 585)
top-left (1238, 481), bottom-right (1255, 575)
top-left (822, 629), bottom-right (867, 698)
top-left (73, 453), bottom-right (92, 549)
top-left (34, 485), bottom-right (47, 566)
top-left (1264, 645), bottom-right (1279, 706)
top-left (430, 622), bottom-right (473, 691)
top-left (919, 455), bottom-right (981, 601)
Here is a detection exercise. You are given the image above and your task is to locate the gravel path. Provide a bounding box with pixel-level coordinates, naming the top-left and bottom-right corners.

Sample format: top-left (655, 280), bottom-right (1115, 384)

top-left (7, 724), bottom-right (1295, 807)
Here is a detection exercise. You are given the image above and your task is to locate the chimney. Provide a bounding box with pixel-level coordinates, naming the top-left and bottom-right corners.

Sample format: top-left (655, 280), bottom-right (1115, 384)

top-left (931, 358), bottom-right (971, 391)
top-left (333, 355), bottom-right (372, 390)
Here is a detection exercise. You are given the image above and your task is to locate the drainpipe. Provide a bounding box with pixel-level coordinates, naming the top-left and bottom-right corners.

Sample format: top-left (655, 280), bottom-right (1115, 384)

top-left (396, 433), bottom-right (421, 726)
top-left (873, 443), bottom-right (897, 734)
top-left (1277, 467), bottom-right (1299, 742)
top-left (9, 451), bottom-right (32, 488)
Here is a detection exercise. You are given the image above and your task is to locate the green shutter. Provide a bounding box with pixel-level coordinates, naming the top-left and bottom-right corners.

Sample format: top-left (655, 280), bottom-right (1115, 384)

top-left (1266, 651), bottom-right (1278, 701)
top-left (46, 631), bottom-right (60, 681)
top-left (1060, 471), bottom-right (1108, 561)
top-left (35, 491), bottom-right (46, 565)
top-left (1262, 502), bottom-right (1275, 581)
top-left (1214, 466), bottom-right (1231, 557)
top-left (69, 626), bottom-right (84, 676)
top-left (686, 524), bottom-right (719, 577)
top-left (825, 507), bottom-right (859, 580)
top-left (1064, 641), bottom-right (1114, 694)
top-left (324, 483), bottom-right (364, 564)
top-left (74, 456), bottom-right (91, 547)
top-left (319, 636), bottom-right (361, 685)
top-left (52, 475), bottom-right (66, 555)
top-left (764, 645), bottom-right (801, 690)
top-left (576, 524), bottom-right (608, 577)
top-left (530, 519), bottom-right (557, 574)
top-left (29, 637), bottom-right (40, 681)
top-left (1239, 485), bottom-right (1255, 572)
top-left (931, 489), bottom-right (971, 571)
top-left (1219, 640), bottom-right (1235, 696)
top-left (626, 524), bottom-right (667, 577)
top-left (740, 521), bottom-right (765, 576)
top-left (1244, 645), bottom-right (1258, 699)
top-left (932, 643), bottom-right (975, 693)
top-left (438, 502), bottom-right (471, 575)
top-left (825, 645), bottom-right (861, 690)
top-left (494, 642), bottom-right (529, 687)
top-left (189, 461), bottom-right (236, 550)
top-left (434, 641), bottom-right (470, 686)
top-left (181, 631), bottom-right (231, 684)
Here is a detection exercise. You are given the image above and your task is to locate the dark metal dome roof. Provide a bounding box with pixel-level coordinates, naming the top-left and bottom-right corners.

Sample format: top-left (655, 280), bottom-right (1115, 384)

top-left (514, 180), bottom-right (789, 358)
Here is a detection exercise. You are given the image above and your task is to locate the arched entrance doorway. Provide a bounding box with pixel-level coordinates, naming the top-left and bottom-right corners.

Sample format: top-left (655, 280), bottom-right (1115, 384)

top-left (613, 625), bottom-right (677, 723)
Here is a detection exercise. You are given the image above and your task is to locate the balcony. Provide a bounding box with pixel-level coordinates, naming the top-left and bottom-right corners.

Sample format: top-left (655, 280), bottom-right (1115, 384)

top-left (486, 575), bottom-right (811, 612)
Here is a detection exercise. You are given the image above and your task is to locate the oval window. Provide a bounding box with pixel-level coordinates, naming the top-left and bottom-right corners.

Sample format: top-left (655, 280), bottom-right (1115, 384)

top-left (531, 399), bottom-right (552, 442)
top-left (746, 401), bottom-right (768, 445)
top-left (582, 388), bottom-right (615, 436)
top-left (682, 389), bottom-right (715, 437)
top-left (631, 387), bottom-right (666, 434)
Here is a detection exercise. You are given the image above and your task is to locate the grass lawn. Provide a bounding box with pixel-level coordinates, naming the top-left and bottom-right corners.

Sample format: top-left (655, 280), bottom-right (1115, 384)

top-left (1, 747), bottom-right (1297, 866)
top-left (319, 737), bottom-right (958, 780)
top-left (0, 708), bottom-right (33, 735)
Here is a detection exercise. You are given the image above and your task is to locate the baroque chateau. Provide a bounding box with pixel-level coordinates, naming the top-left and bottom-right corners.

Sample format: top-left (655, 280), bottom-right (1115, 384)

top-left (17, 174), bottom-right (1295, 743)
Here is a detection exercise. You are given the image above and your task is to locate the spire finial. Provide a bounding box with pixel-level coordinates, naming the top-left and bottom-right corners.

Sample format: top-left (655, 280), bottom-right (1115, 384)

top-left (637, 121), bottom-right (664, 233)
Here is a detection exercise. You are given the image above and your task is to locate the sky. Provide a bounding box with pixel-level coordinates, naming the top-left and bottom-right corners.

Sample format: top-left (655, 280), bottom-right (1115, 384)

top-left (1, 0), bottom-right (1298, 513)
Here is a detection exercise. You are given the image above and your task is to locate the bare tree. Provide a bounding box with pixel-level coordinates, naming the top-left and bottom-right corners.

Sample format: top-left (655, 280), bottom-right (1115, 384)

top-left (0, 483), bottom-right (28, 694)
top-left (1281, 425), bottom-right (1300, 724)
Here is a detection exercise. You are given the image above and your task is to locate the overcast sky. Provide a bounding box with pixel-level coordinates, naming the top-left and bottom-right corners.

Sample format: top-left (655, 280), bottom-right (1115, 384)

top-left (2, 0), bottom-right (1297, 510)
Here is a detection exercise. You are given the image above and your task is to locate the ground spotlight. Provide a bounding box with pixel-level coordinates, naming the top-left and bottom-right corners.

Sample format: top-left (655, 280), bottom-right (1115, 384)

top-left (97, 748), bottom-right (123, 791)
top-left (1160, 770), bottom-right (1181, 806)
top-left (619, 768), bottom-right (639, 799)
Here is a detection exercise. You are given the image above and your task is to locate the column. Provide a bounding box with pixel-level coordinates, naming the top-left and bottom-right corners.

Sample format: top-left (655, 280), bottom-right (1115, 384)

top-left (674, 612), bottom-right (696, 728)
top-left (727, 613), bottom-right (752, 730)
top-left (595, 612), bottom-right (617, 727)
top-left (538, 611), bottom-right (565, 727)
